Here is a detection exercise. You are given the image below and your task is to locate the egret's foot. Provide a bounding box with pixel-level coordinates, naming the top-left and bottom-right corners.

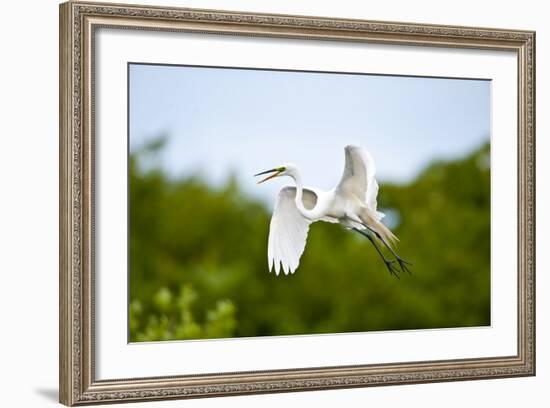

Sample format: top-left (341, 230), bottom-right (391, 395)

top-left (383, 259), bottom-right (401, 279)
top-left (396, 258), bottom-right (412, 275)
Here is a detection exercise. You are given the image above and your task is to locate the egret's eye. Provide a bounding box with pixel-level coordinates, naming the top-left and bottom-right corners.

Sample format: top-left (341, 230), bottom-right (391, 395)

top-left (277, 166), bottom-right (286, 172)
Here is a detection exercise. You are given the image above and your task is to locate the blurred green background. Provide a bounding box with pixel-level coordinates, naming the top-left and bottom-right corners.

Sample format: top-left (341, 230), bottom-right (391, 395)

top-left (129, 138), bottom-right (490, 342)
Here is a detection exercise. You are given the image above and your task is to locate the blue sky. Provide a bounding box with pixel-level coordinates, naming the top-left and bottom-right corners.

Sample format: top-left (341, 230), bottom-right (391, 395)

top-left (129, 64), bottom-right (490, 206)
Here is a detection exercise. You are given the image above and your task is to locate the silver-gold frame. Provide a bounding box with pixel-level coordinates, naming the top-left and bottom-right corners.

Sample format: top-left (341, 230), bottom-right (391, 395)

top-left (59, 1), bottom-right (536, 405)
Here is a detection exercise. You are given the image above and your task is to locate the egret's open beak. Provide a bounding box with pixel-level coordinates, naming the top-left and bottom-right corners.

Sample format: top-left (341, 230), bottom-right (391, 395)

top-left (254, 168), bottom-right (281, 184)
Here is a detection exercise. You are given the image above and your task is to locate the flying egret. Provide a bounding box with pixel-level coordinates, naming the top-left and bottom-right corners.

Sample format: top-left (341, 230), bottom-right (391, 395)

top-left (254, 145), bottom-right (411, 277)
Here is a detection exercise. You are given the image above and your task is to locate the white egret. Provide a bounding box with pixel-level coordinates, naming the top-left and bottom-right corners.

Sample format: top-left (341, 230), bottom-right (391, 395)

top-left (254, 145), bottom-right (411, 277)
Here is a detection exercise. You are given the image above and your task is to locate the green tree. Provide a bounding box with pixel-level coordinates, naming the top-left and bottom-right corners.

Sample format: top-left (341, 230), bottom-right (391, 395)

top-left (129, 139), bottom-right (490, 342)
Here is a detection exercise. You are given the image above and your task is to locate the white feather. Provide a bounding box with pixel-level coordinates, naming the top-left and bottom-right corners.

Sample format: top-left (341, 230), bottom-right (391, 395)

top-left (337, 145), bottom-right (385, 220)
top-left (267, 186), bottom-right (317, 275)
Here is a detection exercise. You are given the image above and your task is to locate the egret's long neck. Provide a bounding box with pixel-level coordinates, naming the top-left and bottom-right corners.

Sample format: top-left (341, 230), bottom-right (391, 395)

top-left (291, 170), bottom-right (313, 219)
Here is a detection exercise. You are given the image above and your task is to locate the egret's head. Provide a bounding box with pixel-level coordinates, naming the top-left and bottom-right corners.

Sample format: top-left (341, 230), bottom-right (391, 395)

top-left (254, 163), bottom-right (297, 184)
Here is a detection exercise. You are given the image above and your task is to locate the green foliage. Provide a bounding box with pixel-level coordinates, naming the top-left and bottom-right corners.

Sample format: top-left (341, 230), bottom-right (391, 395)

top-left (129, 140), bottom-right (490, 342)
top-left (129, 284), bottom-right (236, 341)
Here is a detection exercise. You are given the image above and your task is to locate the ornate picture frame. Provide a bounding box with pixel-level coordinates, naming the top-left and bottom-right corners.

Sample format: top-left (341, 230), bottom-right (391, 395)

top-left (59, 1), bottom-right (535, 405)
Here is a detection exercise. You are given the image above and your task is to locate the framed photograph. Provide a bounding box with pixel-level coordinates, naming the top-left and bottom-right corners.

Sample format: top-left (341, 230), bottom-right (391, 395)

top-left (59, 1), bottom-right (536, 405)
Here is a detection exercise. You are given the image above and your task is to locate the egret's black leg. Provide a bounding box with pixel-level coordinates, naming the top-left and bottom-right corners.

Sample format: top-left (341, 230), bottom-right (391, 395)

top-left (363, 225), bottom-right (412, 274)
top-left (352, 228), bottom-right (401, 278)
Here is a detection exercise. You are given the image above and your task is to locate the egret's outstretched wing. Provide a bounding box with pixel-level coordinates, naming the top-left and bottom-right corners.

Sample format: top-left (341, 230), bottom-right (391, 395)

top-left (268, 186), bottom-right (317, 275)
top-left (336, 145), bottom-right (384, 219)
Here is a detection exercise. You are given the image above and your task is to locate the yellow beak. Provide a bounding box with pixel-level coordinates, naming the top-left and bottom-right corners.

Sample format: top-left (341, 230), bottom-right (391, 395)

top-left (254, 169), bottom-right (281, 184)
